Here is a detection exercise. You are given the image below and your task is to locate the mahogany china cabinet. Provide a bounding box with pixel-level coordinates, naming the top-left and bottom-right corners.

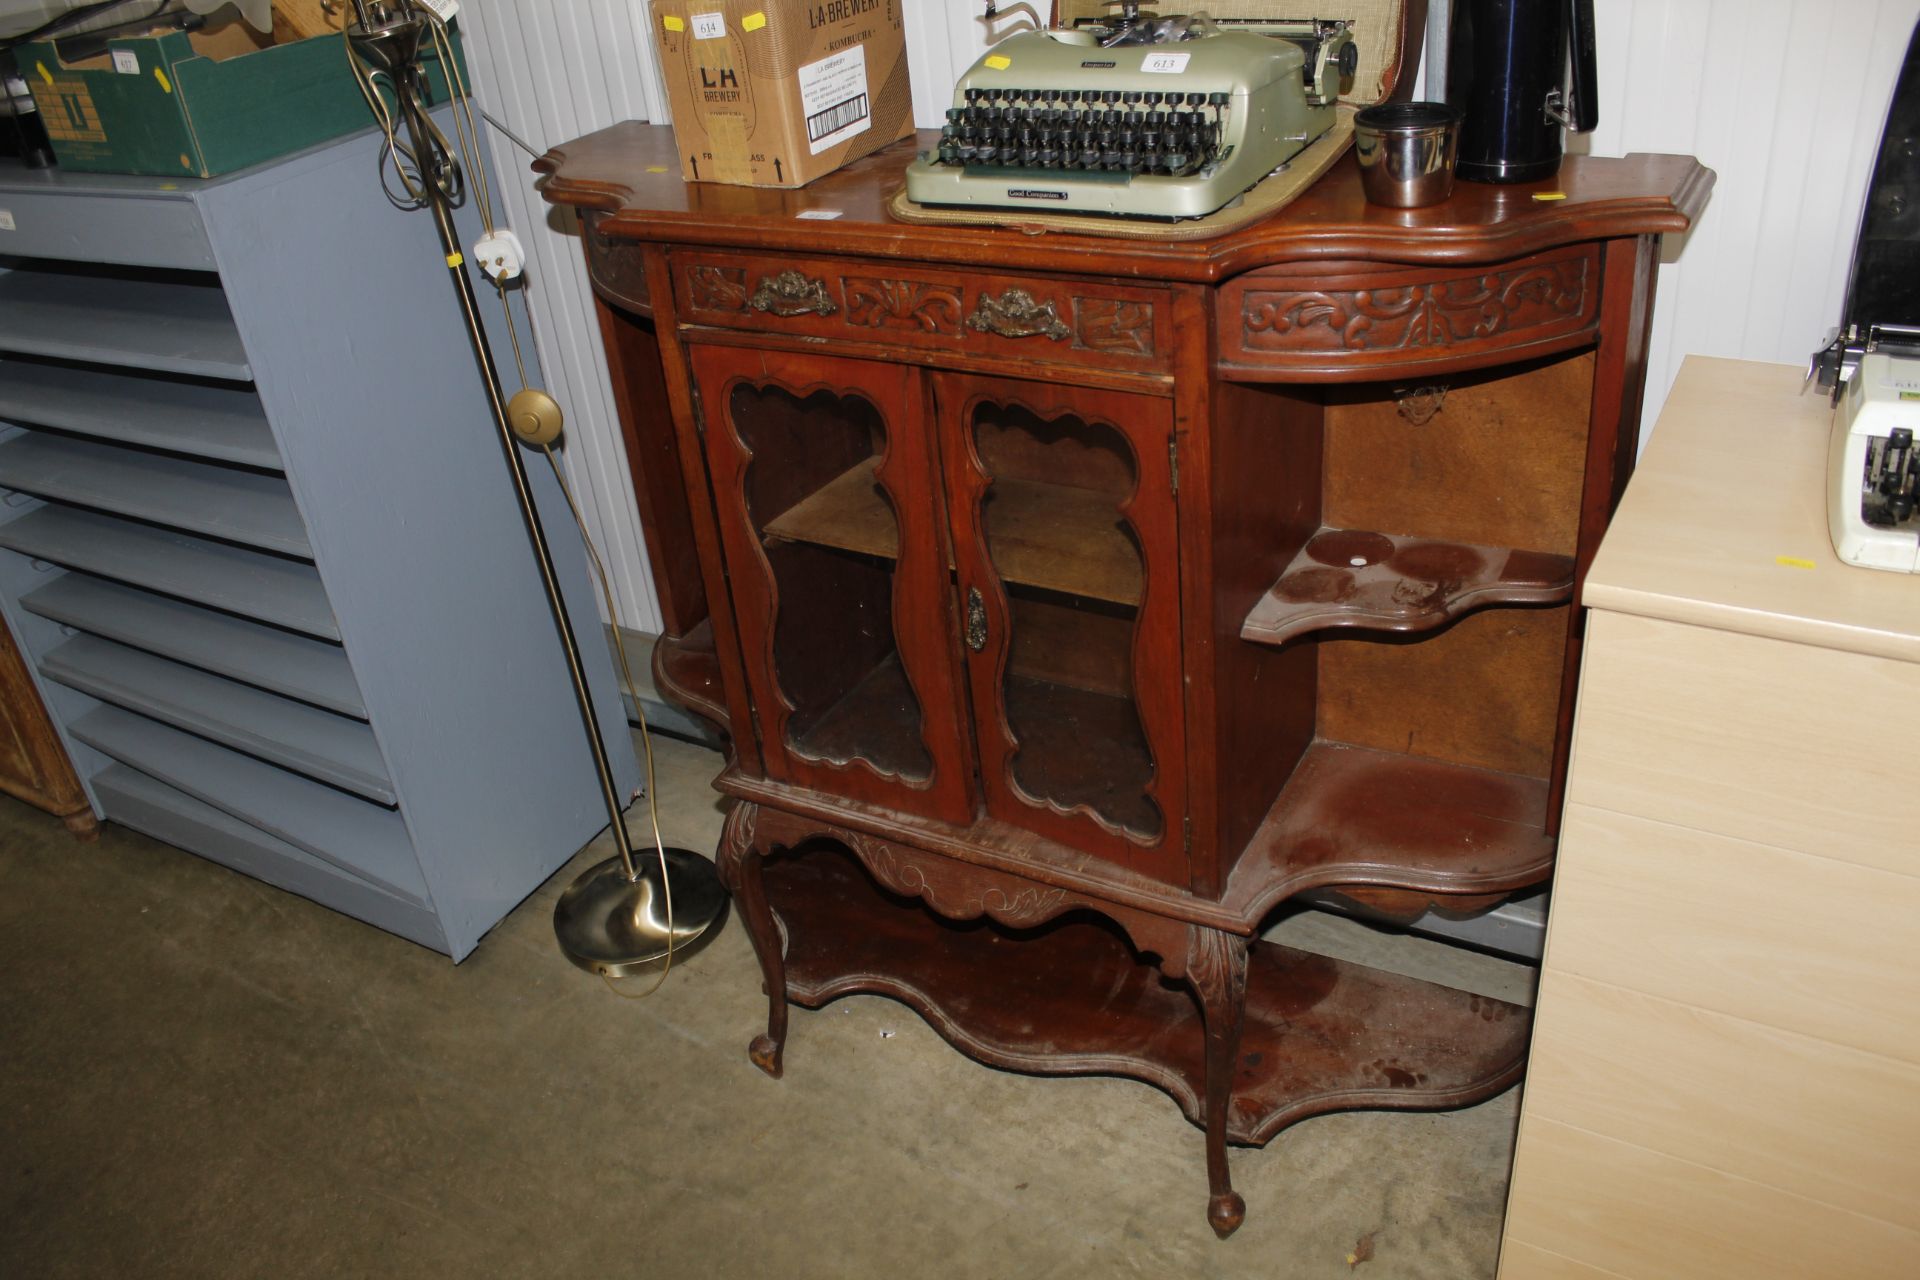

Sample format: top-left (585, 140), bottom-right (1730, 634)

top-left (537, 123), bottom-right (1711, 1235)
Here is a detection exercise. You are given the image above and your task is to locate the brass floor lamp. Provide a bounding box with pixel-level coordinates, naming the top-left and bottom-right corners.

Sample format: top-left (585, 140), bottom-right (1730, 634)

top-left (341, 0), bottom-right (726, 974)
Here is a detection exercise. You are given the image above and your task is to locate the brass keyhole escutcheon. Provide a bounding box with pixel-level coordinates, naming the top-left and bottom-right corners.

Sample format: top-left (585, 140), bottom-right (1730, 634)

top-left (964, 588), bottom-right (987, 652)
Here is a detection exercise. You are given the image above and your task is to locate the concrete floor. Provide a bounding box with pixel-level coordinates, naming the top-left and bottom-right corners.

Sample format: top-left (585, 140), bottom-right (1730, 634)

top-left (1, 734), bottom-right (1534, 1278)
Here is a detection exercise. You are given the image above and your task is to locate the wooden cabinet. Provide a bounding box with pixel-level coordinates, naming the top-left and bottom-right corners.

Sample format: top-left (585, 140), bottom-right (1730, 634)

top-left (537, 125), bottom-right (1711, 1235)
top-left (0, 606), bottom-right (96, 839)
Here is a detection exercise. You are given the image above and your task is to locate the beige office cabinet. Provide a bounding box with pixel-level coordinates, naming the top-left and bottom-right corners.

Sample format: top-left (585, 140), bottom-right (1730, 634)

top-left (1499, 357), bottom-right (1920, 1278)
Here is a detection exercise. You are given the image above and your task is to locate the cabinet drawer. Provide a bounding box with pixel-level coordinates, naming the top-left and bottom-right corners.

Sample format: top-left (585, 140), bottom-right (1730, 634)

top-left (1218, 244), bottom-right (1600, 381)
top-left (670, 250), bottom-right (1172, 374)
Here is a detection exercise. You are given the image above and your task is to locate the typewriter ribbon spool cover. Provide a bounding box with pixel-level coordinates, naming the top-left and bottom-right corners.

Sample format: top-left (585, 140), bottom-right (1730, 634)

top-left (651, 0), bottom-right (915, 188)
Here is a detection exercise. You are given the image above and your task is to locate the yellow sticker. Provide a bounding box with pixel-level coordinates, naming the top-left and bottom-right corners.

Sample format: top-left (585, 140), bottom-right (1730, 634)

top-left (663, 15), bottom-right (685, 31)
top-left (446, 250), bottom-right (465, 268)
top-left (1775, 556), bottom-right (1816, 570)
top-left (35, 61), bottom-right (52, 86)
top-left (984, 54), bottom-right (1011, 70)
top-left (645, 165), bottom-right (669, 173)
top-left (154, 66), bottom-right (172, 94)
top-left (743, 11), bottom-right (766, 30)
top-left (1531, 191), bottom-right (1567, 201)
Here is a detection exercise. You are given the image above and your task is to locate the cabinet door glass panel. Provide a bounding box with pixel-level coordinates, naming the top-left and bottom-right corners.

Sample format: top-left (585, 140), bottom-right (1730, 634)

top-left (734, 381), bottom-right (932, 783)
top-left (973, 401), bottom-right (1161, 842)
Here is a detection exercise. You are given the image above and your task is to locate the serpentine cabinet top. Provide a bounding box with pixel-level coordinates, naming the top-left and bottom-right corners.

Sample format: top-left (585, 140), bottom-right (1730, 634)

top-left (533, 121), bottom-right (1712, 284)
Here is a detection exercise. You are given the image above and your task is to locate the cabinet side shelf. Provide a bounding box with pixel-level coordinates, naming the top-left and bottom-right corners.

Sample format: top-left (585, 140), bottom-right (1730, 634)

top-left (1225, 740), bottom-right (1557, 918)
top-left (653, 619), bottom-right (729, 733)
top-left (1242, 526), bottom-right (1574, 647)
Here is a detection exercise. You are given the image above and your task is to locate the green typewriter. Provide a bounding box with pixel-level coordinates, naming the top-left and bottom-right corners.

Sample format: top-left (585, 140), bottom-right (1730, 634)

top-left (903, 5), bottom-right (1358, 220)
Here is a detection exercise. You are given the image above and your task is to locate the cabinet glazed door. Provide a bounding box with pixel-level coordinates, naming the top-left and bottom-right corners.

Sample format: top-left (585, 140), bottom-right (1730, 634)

top-left (935, 373), bottom-right (1186, 884)
top-left (690, 345), bottom-right (972, 824)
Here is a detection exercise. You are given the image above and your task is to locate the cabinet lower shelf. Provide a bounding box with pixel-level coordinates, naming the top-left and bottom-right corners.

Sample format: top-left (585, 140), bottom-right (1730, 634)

top-left (768, 845), bottom-right (1531, 1146)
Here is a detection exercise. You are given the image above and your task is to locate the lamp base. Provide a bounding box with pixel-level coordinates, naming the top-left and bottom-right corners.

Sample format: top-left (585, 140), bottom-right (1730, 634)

top-left (553, 847), bottom-right (727, 976)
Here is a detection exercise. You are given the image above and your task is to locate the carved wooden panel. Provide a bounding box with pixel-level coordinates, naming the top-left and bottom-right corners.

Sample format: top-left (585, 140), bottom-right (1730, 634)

top-left (845, 277), bottom-right (963, 334)
top-left (743, 801), bottom-right (1189, 965)
top-left (1075, 297), bottom-right (1157, 356)
top-left (685, 263), bottom-right (749, 314)
top-left (1219, 246), bottom-right (1602, 382)
top-left (581, 214), bottom-right (652, 316)
top-left (668, 250), bottom-right (1171, 375)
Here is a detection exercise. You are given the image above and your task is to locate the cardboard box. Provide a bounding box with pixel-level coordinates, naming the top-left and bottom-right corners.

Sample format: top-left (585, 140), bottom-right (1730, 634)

top-left (19, 21), bottom-right (462, 178)
top-left (650, 0), bottom-right (913, 188)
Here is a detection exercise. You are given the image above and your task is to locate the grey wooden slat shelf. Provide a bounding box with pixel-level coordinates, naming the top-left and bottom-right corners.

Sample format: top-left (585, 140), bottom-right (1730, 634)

top-left (41, 634), bottom-right (395, 804)
top-left (20, 573), bottom-right (365, 717)
top-left (0, 432), bottom-right (310, 556)
top-left (0, 266), bottom-right (251, 380)
top-left (0, 358), bottom-right (280, 469)
top-left (0, 131), bottom-right (639, 961)
top-left (90, 763), bottom-right (448, 953)
top-left (0, 504), bottom-right (338, 639)
top-left (72, 706), bottom-right (423, 904)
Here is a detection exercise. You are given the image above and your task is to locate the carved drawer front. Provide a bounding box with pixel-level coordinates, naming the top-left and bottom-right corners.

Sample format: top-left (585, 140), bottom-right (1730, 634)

top-left (670, 251), bottom-right (1171, 374)
top-left (582, 215), bottom-right (651, 316)
top-left (1218, 245), bottom-right (1601, 382)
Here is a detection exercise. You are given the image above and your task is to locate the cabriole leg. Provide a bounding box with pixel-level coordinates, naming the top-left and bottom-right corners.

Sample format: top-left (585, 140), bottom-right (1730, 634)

top-left (716, 802), bottom-right (787, 1077)
top-left (1188, 924), bottom-right (1251, 1238)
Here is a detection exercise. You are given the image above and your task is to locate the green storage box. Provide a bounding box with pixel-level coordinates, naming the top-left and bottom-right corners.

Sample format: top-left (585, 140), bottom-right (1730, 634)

top-left (19, 26), bottom-right (463, 178)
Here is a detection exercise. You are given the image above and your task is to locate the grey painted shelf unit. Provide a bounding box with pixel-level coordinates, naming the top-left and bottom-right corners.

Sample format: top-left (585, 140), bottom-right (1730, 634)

top-left (0, 131), bottom-right (639, 960)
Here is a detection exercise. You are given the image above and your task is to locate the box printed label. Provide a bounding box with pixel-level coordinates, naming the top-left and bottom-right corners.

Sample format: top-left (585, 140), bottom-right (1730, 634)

top-left (797, 44), bottom-right (870, 155)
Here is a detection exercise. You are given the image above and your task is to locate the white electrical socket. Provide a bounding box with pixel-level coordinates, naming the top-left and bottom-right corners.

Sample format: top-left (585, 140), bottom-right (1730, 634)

top-left (473, 228), bottom-right (526, 282)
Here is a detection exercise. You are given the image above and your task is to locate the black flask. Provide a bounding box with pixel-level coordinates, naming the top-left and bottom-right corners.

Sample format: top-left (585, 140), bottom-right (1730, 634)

top-left (1446, 0), bottom-right (1599, 184)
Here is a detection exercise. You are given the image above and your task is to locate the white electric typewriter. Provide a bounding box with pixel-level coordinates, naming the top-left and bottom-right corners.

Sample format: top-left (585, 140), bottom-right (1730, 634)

top-left (1826, 339), bottom-right (1920, 573)
top-left (1810, 22), bottom-right (1919, 573)
top-left (902, 3), bottom-right (1357, 220)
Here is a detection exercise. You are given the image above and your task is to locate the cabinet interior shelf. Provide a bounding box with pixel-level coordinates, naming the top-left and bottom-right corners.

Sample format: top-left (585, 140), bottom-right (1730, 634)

top-left (1225, 740), bottom-right (1556, 912)
top-left (763, 456), bottom-right (1144, 606)
top-left (1241, 526), bottom-right (1575, 647)
top-left (0, 359), bottom-right (279, 470)
top-left (72, 707), bottom-right (424, 904)
top-left (772, 846), bottom-right (1532, 1146)
top-left (0, 267), bottom-right (251, 381)
top-left (0, 432), bottom-right (309, 556)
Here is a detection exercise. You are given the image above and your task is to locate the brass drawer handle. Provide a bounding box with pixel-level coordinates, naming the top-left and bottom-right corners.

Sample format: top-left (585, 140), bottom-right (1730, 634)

top-left (964, 588), bottom-right (988, 652)
top-left (967, 288), bottom-right (1070, 342)
top-left (749, 270), bottom-right (839, 317)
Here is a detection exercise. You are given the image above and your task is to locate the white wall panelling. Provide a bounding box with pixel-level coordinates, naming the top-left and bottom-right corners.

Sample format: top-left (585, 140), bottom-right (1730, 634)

top-left (454, 0), bottom-right (1920, 625)
top-left (456, 0), bottom-right (669, 634)
top-left (1583, 0), bottom-right (1920, 442)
